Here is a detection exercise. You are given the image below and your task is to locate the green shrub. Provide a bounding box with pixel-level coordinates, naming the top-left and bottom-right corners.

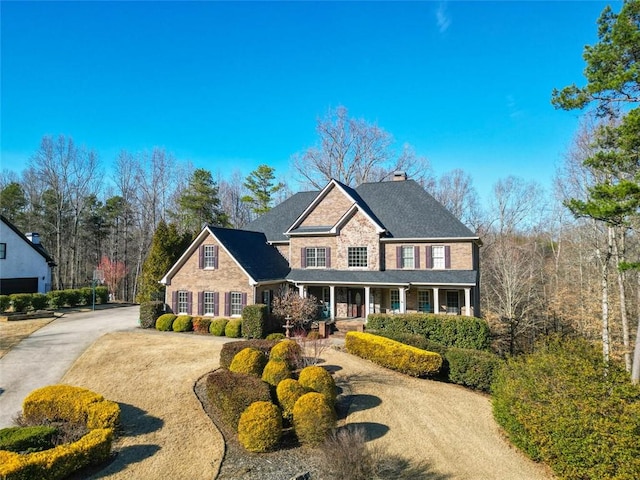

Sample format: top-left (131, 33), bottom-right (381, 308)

top-left (276, 379), bottom-right (307, 420)
top-left (209, 318), bottom-right (229, 336)
top-left (269, 339), bottom-right (302, 370)
top-left (139, 301), bottom-right (165, 329)
top-left (63, 289), bottom-right (82, 307)
top-left (172, 315), bottom-right (193, 332)
top-left (346, 331), bottom-right (443, 377)
top-left (238, 401), bottom-right (282, 452)
top-left (29, 294), bottom-right (49, 311)
top-left (367, 313), bottom-right (491, 350)
top-left (445, 348), bottom-right (502, 392)
top-left (78, 287), bottom-right (93, 305)
top-left (47, 290), bottom-right (67, 309)
top-left (242, 304), bottom-right (269, 339)
top-left (0, 295), bottom-right (11, 312)
top-left (262, 360), bottom-right (292, 387)
top-left (492, 336), bottom-right (640, 479)
top-left (95, 286), bottom-right (109, 304)
top-left (219, 339), bottom-right (278, 369)
top-left (266, 333), bottom-right (286, 341)
top-left (376, 331), bottom-right (449, 355)
top-left (155, 313), bottom-right (176, 331)
top-left (192, 316), bottom-right (212, 334)
top-left (10, 293), bottom-right (32, 313)
top-left (298, 366), bottom-right (337, 405)
top-left (0, 426), bottom-right (58, 453)
top-left (229, 347), bottom-right (268, 377)
top-left (225, 319), bottom-right (242, 338)
top-left (206, 369), bottom-right (272, 431)
top-left (293, 392), bottom-right (336, 445)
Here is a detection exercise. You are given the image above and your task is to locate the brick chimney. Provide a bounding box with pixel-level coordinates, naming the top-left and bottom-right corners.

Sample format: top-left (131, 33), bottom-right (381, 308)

top-left (26, 232), bottom-right (40, 245)
top-left (393, 171), bottom-right (407, 181)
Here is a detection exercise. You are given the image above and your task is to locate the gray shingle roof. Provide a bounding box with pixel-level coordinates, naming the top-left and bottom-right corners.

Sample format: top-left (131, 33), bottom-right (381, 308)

top-left (245, 191), bottom-right (318, 242)
top-left (354, 180), bottom-right (477, 239)
top-left (287, 269), bottom-right (477, 286)
top-left (210, 227), bottom-right (290, 282)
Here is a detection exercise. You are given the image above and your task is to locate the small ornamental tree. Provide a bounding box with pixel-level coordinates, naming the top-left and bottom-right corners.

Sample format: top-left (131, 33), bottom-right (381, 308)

top-left (271, 287), bottom-right (319, 330)
top-left (97, 256), bottom-right (127, 301)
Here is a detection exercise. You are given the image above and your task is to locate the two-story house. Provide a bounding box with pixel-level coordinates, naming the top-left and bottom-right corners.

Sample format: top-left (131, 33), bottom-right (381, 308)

top-left (0, 215), bottom-right (56, 295)
top-left (161, 173), bottom-right (481, 320)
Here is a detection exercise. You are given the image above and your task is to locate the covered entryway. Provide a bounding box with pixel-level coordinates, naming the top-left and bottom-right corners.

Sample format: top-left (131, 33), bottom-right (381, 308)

top-left (347, 288), bottom-right (364, 318)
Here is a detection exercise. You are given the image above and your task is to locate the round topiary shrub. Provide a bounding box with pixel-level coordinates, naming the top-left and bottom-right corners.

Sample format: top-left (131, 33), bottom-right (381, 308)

top-left (270, 339), bottom-right (302, 370)
top-left (276, 379), bottom-right (307, 420)
top-left (225, 319), bottom-right (242, 338)
top-left (209, 318), bottom-right (229, 336)
top-left (219, 339), bottom-right (279, 370)
top-left (229, 347), bottom-right (268, 377)
top-left (298, 365), bottom-right (337, 405)
top-left (238, 401), bottom-right (282, 452)
top-left (155, 313), bottom-right (176, 331)
top-left (261, 359), bottom-right (291, 387)
top-left (293, 392), bottom-right (336, 445)
top-left (172, 315), bottom-right (193, 332)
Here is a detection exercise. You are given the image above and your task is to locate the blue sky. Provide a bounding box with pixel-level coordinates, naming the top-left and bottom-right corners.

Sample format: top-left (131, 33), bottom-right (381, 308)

top-left (1, 1), bottom-right (619, 204)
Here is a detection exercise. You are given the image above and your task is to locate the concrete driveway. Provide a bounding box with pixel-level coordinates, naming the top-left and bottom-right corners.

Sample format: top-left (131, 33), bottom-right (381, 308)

top-left (0, 305), bottom-right (139, 427)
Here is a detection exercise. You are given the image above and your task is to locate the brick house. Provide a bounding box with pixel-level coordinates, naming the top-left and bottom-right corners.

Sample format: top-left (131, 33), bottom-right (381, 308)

top-left (161, 173), bottom-right (481, 319)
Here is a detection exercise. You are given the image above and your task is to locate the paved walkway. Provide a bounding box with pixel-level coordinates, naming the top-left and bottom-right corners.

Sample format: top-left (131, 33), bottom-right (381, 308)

top-left (0, 305), bottom-right (139, 427)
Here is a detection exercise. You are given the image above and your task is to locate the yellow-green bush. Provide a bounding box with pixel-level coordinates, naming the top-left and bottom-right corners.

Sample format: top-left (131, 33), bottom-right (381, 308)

top-left (229, 347), bottom-right (267, 377)
top-left (298, 366), bottom-right (337, 405)
top-left (0, 428), bottom-right (113, 479)
top-left (276, 379), bottom-right (307, 420)
top-left (292, 392), bottom-right (336, 445)
top-left (209, 318), bottom-right (228, 336)
top-left (237, 401), bottom-right (282, 452)
top-left (172, 315), bottom-right (193, 332)
top-left (346, 331), bottom-right (442, 377)
top-left (155, 313), bottom-right (176, 331)
top-left (262, 359), bottom-right (292, 387)
top-left (22, 385), bottom-right (120, 430)
top-left (269, 339), bottom-right (302, 370)
top-left (225, 319), bottom-right (242, 338)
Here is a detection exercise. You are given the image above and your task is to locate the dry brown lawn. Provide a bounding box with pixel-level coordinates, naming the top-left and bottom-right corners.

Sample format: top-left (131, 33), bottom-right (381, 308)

top-left (0, 317), bottom-right (55, 358)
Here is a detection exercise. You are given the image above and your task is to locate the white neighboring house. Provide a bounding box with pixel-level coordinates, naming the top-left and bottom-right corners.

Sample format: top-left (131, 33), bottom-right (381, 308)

top-left (0, 215), bottom-right (56, 295)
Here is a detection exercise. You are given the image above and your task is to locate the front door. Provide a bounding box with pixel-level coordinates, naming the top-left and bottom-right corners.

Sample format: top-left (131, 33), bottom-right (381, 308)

top-left (348, 288), bottom-right (364, 317)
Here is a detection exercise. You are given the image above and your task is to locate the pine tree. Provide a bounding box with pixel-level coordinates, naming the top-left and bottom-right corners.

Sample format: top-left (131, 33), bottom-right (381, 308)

top-left (241, 165), bottom-right (284, 217)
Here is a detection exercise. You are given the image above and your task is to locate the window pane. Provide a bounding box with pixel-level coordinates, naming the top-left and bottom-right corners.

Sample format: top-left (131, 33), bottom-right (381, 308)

top-left (348, 247), bottom-right (367, 267)
top-left (178, 291), bottom-right (188, 314)
top-left (306, 247), bottom-right (326, 268)
top-left (231, 292), bottom-right (243, 316)
top-left (0, 243), bottom-right (5, 259)
top-left (432, 246), bottom-right (445, 269)
top-left (401, 246), bottom-right (414, 269)
top-left (204, 291), bottom-right (216, 315)
top-left (204, 245), bottom-right (216, 268)
top-left (418, 291), bottom-right (430, 312)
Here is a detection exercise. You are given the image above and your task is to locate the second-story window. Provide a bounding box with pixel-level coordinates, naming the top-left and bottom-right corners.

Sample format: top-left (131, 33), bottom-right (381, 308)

top-left (348, 246), bottom-right (368, 268)
top-left (306, 247), bottom-right (326, 267)
top-left (432, 246), bottom-right (445, 269)
top-left (204, 245), bottom-right (217, 268)
top-left (178, 291), bottom-right (189, 314)
top-left (401, 246), bottom-right (414, 269)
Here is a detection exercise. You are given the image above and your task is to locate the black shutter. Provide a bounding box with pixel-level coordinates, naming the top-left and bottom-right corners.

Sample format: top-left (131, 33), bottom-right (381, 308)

top-left (301, 248), bottom-right (307, 268)
top-left (414, 246), bottom-right (420, 269)
top-left (213, 245), bottom-right (219, 269)
top-left (224, 292), bottom-right (230, 316)
top-left (198, 291), bottom-right (204, 316)
top-left (199, 245), bottom-right (204, 269)
top-left (445, 246), bottom-right (451, 269)
top-left (187, 291), bottom-right (193, 315)
top-left (396, 246), bottom-right (402, 269)
top-left (214, 292), bottom-right (219, 316)
top-left (325, 247), bottom-right (331, 268)
top-left (171, 291), bottom-right (178, 313)
top-left (426, 246), bottom-right (433, 269)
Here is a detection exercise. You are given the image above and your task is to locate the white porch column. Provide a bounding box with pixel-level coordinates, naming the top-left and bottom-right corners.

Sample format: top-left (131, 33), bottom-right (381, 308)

top-left (329, 285), bottom-right (335, 321)
top-left (364, 286), bottom-right (371, 321)
top-left (399, 287), bottom-right (407, 313)
top-left (298, 284), bottom-right (305, 297)
top-left (433, 287), bottom-right (440, 314)
top-left (464, 288), bottom-right (471, 316)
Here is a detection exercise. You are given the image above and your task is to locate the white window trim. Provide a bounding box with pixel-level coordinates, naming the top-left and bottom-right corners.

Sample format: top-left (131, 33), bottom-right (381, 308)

top-left (401, 245), bottom-right (414, 269)
top-left (203, 245), bottom-right (217, 269)
top-left (178, 291), bottom-right (189, 315)
top-left (230, 292), bottom-right (243, 317)
top-left (204, 291), bottom-right (216, 316)
top-left (306, 247), bottom-right (327, 268)
top-left (432, 245), bottom-right (445, 270)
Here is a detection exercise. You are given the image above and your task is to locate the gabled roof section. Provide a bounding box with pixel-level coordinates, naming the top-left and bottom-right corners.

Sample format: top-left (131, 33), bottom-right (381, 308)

top-left (355, 180), bottom-right (478, 239)
top-left (286, 179), bottom-right (385, 236)
top-left (161, 225), bottom-right (290, 285)
top-left (0, 215), bottom-right (56, 265)
top-left (245, 191), bottom-right (318, 243)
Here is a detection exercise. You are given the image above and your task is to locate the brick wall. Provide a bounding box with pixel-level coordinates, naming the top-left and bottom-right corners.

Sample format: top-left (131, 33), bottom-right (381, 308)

top-left (300, 185), bottom-right (353, 227)
top-left (335, 210), bottom-right (380, 270)
top-left (384, 241), bottom-right (474, 270)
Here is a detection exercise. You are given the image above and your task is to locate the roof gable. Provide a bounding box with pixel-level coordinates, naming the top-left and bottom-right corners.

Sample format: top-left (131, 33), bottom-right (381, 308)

top-left (245, 191), bottom-right (317, 242)
top-left (0, 215), bottom-right (55, 265)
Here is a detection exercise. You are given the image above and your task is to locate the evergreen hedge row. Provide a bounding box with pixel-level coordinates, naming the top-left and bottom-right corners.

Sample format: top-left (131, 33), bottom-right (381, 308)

top-left (0, 288), bottom-right (110, 313)
top-left (366, 313), bottom-right (491, 350)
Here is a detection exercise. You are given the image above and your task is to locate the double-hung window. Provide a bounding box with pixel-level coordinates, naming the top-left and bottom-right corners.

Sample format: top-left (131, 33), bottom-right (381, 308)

top-left (401, 246), bottom-right (414, 269)
top-left (230, 292), bottom-right (243, 316)
top-left (418, 290), bottom-right (430, 313)
top-left (348, 246), bottom-right (368, 268)
top-left (432, 246), bottom-right (445, 269)
top-left (178, 291), bottom-right (189, 314)
top-left (204, 291), bottom-right (217, 315)
top-left (306, 247), bottom-right (326, 268)
top-left (0, 243), bottom-right (5, 259)
top-left (390, 289), bottom-right (400, 312)
top-left (204, 245), bottom-right (217, 268)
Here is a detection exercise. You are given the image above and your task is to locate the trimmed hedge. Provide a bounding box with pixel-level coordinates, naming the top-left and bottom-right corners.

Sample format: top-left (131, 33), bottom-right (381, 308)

top-left (262, 360), bottom-right (292, 387)
top-left (30, 294), bottom-right (49, 311)
top-left (0, 426), bottom-right (57, 453)
top-left (172, 315), bottom-right (193, 332)
top-left (139, 301), bottom-right (165, 329)
top-left (206, 369), bottom-right (272, 431)
top-left (492, 336), bottom-right (640, 479)
top-left (445, 348), bottom-right (502, 392)
top-left (192, 316), bottom-right (212, 334)
top-left (0, 428), bottom-right (113, 480)
top-left (269, 339), bottom-right (302, 370)
top-left (10, 294), bottom-right (32, 313)
top-left (155, 314), bottom-right (176, 331)
top-left (47, 291), bottom-right (66, 309)
top-left (298, 366), bottom-right (337, 405)
top-left (238, 401), bottom-right (282, 452)
top-left (0, 295), bottom-right (10, 312)
top-left (210, 318), bottom-right (229, 336)
top-left (367, 313), bottom-right (491, 350)
top-left (22, 385), bottom-right (120, 430)
top-left (292, 392), bottom-right (336, 445)
top-left (229, 348), bottom-right (268, 378)
top-left (219, 339), bottom-right (278, 370)
top-left (346, 331), bottom-right (442, 377)
top-left (276, 379), bottom-right (307, 420)
top-left (225, 319), bottom-right (242, 338)
top-left (242, 304), bottom-right (269, 339)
